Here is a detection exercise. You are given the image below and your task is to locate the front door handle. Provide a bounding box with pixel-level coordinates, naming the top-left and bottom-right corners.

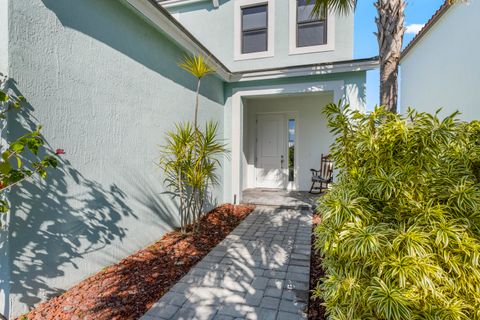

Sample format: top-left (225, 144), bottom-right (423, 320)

top-left (280, 155), bottom-right (284, 168)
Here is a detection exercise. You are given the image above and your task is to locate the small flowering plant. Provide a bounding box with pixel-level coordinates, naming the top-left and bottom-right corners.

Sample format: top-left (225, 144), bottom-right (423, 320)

top-left (0, 86), bottom-right (62, 215)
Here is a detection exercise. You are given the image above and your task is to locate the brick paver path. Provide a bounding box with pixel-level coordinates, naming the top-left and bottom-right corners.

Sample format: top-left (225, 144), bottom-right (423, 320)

top-left (141, 206), bottom-right (312, 320)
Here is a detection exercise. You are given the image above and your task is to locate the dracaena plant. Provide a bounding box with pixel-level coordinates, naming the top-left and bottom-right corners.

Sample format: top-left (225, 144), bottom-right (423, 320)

top-left (159, 121), bottom-right (226, 234)
top-left (314, 102), bottom-right (480, 320)
top-left (0, 82), bottom-right (61, 217)
top-left (178, 55), bottom-right (215, 129)
top-left (160, 55), bottom-right (226, 234)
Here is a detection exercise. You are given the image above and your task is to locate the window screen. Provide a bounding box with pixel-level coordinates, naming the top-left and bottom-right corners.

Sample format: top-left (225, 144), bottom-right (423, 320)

top-left (241, 4), bottom-right (268, 54)
top-left (297, 0), bottom-right (327, 47)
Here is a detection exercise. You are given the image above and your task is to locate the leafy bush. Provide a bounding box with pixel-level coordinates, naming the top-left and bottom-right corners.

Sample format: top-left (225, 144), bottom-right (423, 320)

top-left (314, 103), bottom-right (480, 320)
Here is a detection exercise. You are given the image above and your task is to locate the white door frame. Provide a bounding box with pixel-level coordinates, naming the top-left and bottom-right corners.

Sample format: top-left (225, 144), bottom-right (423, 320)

top-left (230, 80), bottom-right (344, 203)
top-left (254, 111), bottom-right (299, 190)
top-left (255, 113), bottom-right (288, 189)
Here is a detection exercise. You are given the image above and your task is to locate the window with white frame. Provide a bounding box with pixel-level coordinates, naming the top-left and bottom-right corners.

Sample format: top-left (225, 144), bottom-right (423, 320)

top-left (296, 0), bottom-right (327, 47)
top-left (289, 0), bottom-right (335, 54)
top-left (234, 0), bottom-right (274, 60)
top-left (241, 4), bottom-right (268, 54)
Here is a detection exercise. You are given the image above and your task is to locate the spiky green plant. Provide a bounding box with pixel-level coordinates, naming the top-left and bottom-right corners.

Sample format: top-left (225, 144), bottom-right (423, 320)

top-left (159, 121), bottom-right (226, 233)
top-left (314, 102), bottom-right (480, 320)
top-left (178, 55), bottom-right (215, 129)
top-left (161, 55), bottom-right (222, 234)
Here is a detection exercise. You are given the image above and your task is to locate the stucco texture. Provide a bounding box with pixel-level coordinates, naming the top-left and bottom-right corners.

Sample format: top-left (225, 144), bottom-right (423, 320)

top-left (3, 0), bottom-right (225, 316)
top-left (400, 1), bottom-right (480, 121)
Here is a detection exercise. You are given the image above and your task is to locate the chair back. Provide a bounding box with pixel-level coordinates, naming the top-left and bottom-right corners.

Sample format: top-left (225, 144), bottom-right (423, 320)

top-left (320, 154), bottom-right (334, 181)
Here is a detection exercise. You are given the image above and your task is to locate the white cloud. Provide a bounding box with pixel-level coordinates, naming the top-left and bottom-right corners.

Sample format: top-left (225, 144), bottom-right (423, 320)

top-left (405, 23), bottom-right (425, 35)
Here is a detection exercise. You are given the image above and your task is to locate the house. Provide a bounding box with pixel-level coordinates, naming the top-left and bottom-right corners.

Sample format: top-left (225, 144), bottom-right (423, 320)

top-left (400, 0), bottom-right (480, 120)
top-left (0, 0), bottom-right (376, 317)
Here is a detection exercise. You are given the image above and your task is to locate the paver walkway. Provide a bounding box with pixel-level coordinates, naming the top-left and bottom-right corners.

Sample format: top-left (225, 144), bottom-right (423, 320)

top-left (141, 206), bottom-right (312, 320)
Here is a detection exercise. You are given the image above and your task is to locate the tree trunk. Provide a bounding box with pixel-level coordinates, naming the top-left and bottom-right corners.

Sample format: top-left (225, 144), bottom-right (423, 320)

top-left (375, 0), bottom-right (405, 113)
top-left (194, 78), bottom-right (201, 129)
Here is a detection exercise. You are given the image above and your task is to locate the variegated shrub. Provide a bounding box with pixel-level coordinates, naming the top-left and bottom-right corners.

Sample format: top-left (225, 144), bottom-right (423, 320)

top-left (314, 103), bottom-right (480, 320)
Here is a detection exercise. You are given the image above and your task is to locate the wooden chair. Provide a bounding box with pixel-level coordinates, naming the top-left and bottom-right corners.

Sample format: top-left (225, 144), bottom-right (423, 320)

top-left (309, 154), bottom-right (334, 194)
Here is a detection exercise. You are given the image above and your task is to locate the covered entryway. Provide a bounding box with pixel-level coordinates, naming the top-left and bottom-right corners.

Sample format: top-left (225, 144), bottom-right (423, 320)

top-left (242, 93), bottom-right (336, 193)
top-left (229, 80), bottom-right (345, 204)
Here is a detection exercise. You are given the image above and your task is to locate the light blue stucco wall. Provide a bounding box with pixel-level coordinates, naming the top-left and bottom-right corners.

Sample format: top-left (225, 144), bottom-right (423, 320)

top-left (2, 0), bottom-right (225, 317)
top-left (167, 0), bottom-right (354, 72)
top-left (0, 0), bottom-right (366, 317)
top-left (0, 0), bottom-right (7, 75)
top-left (400, 1), bottom-right (480, 121)
top-left (0, 1), bottom-right (10, 317)
top-left (222, 71), bottom-right (366, 201)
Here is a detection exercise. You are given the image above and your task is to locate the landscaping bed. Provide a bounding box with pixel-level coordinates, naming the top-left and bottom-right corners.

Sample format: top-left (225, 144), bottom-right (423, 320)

top-left (308, 213), bottom-right (326, 320)
top-left (20, 204), bottom-right (254, 320)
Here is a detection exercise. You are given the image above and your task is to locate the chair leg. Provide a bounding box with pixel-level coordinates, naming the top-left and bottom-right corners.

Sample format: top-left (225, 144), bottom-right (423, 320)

top-left (319, 182), bottom-right (330, 194)
top-left (310, 181), bottom-right (321, 194)
top-left (309, 181), bottom-right (315, 194)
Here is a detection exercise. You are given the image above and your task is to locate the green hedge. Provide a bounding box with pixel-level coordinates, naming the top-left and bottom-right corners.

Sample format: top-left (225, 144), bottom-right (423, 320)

top-left (314, 103), bottom-right (480, 320)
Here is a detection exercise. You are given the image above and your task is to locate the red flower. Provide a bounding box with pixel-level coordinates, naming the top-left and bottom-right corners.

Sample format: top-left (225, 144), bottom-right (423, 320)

top-left (55, 149), bottom-right (65, 155)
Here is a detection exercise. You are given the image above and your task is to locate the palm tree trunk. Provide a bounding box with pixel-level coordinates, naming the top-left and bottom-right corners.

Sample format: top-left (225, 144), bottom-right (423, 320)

top-left (375, 0), bottom-right (406, 113)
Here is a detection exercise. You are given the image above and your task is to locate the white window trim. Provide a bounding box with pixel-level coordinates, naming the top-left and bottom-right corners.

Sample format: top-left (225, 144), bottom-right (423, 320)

top-left (288, 0), bottom-right (335, 55)
top-left (234, 0), bottom-right (275, 61)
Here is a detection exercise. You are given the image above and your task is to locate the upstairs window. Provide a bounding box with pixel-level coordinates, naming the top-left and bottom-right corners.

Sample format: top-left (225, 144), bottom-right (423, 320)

top-left (296, 0), bottom-right (327, 47)
top-left (241, 4), bottom-right (268, 54)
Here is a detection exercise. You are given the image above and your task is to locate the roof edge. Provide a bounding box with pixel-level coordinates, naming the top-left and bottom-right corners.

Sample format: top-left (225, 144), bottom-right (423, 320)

top-left (159, 0), bottom-right (210, 8)
top-left (233, 57), bottom-right (379, 82)
top-left (401, 1), bottom-right (452, 60)
top-left (122, 0), bottom-right (232, 81)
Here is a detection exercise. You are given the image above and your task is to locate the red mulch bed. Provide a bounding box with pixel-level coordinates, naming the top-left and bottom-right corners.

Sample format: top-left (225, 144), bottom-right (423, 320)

top-left (20, 204), bottom-right (255, 320)
top-left (308, 213), bottom-right (327, 320)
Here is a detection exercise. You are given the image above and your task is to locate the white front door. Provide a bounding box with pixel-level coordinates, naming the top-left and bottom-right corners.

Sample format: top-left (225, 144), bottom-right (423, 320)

top-left (255, 114), bottom-right (287, 189)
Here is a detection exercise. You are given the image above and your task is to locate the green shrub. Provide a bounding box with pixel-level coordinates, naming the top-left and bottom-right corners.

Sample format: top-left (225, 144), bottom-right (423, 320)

top-left (314, 103), bottom-right (480, 320)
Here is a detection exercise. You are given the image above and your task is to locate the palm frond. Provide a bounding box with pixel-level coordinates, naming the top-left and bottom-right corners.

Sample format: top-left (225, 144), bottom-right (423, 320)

top-left (307, 0), bottom-right (356, 18)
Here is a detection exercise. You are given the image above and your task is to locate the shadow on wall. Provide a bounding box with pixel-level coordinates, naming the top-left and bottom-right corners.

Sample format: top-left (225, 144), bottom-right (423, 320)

top-left (40, 0), bottom-right (224, 105)
top-left (5, 81), bottom-right (134, 306)
top-left (5, 81), bottom-right (179, 309)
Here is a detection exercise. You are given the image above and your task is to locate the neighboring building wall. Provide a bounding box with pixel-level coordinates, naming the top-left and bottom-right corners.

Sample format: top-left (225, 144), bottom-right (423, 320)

top-left (243, 94), bottom-right (334, 191)
top-left (400, 1), bottom-right (480, 120)
top-left (166, 0), bottom-right (354, 72)
top-left (4, 0), bottom-right (225, 316)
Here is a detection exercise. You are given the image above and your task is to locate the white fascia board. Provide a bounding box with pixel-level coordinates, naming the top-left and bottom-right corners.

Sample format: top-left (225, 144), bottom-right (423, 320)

top-left (232, 59), bottom-right (379, 82)
top-left (123, 0), bottom-right (231, 81)
top-left (160, 0), bottom-right (209, 9)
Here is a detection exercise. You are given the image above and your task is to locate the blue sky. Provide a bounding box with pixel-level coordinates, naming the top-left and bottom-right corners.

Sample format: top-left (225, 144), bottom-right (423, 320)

top-left (354, 0), bottom-right (444, 108)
